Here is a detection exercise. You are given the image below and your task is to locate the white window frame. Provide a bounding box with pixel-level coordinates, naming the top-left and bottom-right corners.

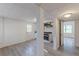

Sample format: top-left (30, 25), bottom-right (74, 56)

top-left (26, 24), bottom-right (32, 32)
top-left (64, 24), bottom-right (73, 33)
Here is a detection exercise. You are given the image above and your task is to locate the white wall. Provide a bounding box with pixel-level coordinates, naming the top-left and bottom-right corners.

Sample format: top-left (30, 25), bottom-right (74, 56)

top-left (45, 27), bottom-right (53, 32)
top-left (75, 20), bottom-right (79, 47)
top-left (0, 4), bottom-right (44, 55)
top-left (0, 4), bottom-right (40, 48)
top-left (0, 17), bottom-right (4, 47)
top-left (0, 17), bottom-right (35, 48)
top-left (53, 19), bottom-right (60, 49)
top-left (54, 19), bottom-right (79, 49)
top-left (0, 4), bottom-right (39, 20)
top-left (35, 7), bottom-right (44, 56)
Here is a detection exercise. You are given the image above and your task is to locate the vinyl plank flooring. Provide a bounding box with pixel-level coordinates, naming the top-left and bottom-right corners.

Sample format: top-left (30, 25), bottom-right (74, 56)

top-left (0, 39), bottom-right (79, 56)
top-left (44, 38), bottom-right (79, 56)
top-left (0, 40), bottom-right (37, 56)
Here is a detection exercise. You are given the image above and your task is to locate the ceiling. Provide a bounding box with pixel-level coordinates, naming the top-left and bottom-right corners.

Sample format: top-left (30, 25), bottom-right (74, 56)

top-left (0, 3), bottom-right (39, 21)
top-left (41, 3), bottom-right (79, 20)
top-left (0, 3), bottom-right (79, 21)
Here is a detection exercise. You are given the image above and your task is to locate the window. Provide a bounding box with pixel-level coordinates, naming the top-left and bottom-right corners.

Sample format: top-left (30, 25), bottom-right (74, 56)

top-left (64, 24), bottom-right (73, 33)
top-left (27, 24), bottom-right (32, 32)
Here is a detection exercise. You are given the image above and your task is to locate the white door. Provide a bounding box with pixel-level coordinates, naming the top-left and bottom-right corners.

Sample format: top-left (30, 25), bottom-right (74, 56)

top-left (61, 21), bottom-right (75, 47)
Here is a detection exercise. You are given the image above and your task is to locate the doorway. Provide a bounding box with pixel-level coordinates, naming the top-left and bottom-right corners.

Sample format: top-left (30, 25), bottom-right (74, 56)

top-left (60, 20), bottom-right (75, 49)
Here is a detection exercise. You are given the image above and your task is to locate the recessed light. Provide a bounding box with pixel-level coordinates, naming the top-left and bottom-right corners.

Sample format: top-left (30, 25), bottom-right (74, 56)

top-left (33, 18), bottom-right (37, 22)
top-left (63, 13), bottom-right (72, 18)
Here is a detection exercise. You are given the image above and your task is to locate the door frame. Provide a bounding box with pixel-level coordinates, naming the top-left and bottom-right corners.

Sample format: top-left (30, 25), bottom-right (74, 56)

top-left (59, 20), bottom-right (75, 48)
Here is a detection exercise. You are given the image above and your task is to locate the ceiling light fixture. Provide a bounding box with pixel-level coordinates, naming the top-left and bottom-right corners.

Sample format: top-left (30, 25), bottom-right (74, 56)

top-left (63, 13), bottom-right (72, 18)
top-left (33, 18), bottom-right (37, 22)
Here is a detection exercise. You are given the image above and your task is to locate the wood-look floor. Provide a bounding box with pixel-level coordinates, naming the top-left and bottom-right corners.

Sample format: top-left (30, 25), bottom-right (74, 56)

top-left (0, 40), bottom-right (37, 56)
top-left (44, 38), bottom-right (79, 56)
top-left (0, 38), bottom-right (79, 56)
